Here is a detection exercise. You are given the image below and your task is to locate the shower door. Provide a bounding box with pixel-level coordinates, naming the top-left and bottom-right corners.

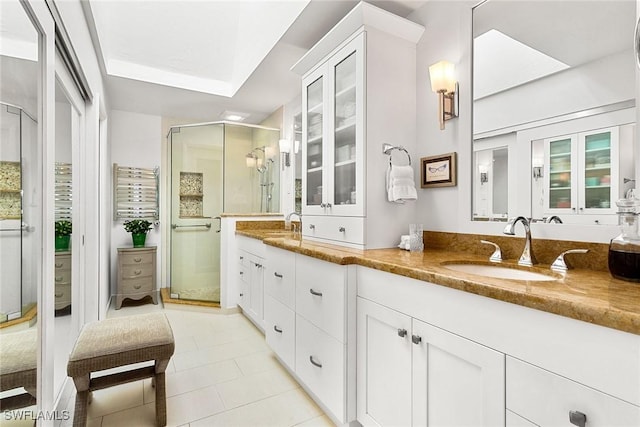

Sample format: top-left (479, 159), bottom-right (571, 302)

top-left (169, 124), bottom-right (223, 303)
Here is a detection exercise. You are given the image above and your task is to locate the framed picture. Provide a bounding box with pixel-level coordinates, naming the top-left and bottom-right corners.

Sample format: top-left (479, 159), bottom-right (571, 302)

top-left (421, 152), bottom-right (457, 188)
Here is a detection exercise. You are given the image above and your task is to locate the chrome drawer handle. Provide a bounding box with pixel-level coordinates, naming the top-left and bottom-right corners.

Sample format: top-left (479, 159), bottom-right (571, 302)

top-left (326, 203), bottom-right (332, 208)
top-left (239, 293), bottom-right (244, 297)
top-left (239, 271), bottom-right (244, 276)
top-left (55, 292), bottom-right (63, 298)
top-left (569, 410), bottom-right (587, 427)
top-left (55, 263), bottom-right (63, 268)
top-left (309, 355), bottom-right (322, 368)
top-left (338, 226), bottom-right (345, 232)
top-left (320, 203), bottom-right (326, 208)
top-left (55, 276), bottom-right (63, 282)
top-left (134, 257), bottom-right (142, 263)
top-left (412, 335), bottom-right (422, 345)
top-left (273, 325), bottom-right (283, 334)
top-left (134, 270), bottom-right (142, 276)
top-left (239, 256), bottom-right (244, 260)
top-left (309, 224), bottom-right (315, 230)
top-left (274, 272), bottom-right (283, 278)
top-left (133, 284), bottom-right (142, 290)
top-left (309, 288), bottom-right (323, 297)
top-left (397, 329), bottom-right (407, 338)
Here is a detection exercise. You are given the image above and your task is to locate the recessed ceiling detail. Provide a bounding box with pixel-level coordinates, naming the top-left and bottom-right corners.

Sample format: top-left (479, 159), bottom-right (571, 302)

top-left (89, 0), bottom-right (310, 97)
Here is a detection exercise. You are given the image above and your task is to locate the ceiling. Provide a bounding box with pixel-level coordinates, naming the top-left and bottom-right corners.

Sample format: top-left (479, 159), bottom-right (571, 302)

top-left (83, 0), bottom-right (427, 124)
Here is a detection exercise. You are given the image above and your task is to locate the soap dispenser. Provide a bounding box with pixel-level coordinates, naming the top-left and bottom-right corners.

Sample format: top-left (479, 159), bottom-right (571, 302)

top-left (608, 197), bottom-right (640, 282)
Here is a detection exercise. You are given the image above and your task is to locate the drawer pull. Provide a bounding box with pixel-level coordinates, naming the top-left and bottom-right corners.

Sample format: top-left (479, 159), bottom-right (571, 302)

top-left (273, 325), bottom-right (283, 334)
top-left (274, 272), bottom-right (283, 278)
top-left (569, 410), bottom-right (587, 427)
top-left (55, 292), bottom-right (63, 298)
top-left (412, 335), bottom-right (422, 345)
top-left (240, 293), bottom-right (244, 297)
top-left (55, 263), bottom-right (63, 268)
top-left (309, 288), bottom-right (323, 297)
top-left (309, 224), bottom-right (315, 230)
top-left (338, 226), bottom-right (345, 232)
top-left (134, 270), bottom-right (142, 276)
top-left (133, 284), bottom-right (142, 290)
top-left (239, 271), bottom-right (244, 275)
top-left (309, 355), bottom-right (323, 368)
top-left (397, 328), bottom-right (407, 338)
top-left (134, 257), bottom-right (142, 263)
top-left (55, 276), bottom-right (63, 282)
top-left (239, 256), bottom-right (244, 260)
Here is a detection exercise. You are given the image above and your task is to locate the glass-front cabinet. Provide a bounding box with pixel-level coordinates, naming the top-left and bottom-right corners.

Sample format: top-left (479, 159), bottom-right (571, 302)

top-left (544, 127), bottom-right (619, 216)
top-left (302, 33), bottom-right (364, 217)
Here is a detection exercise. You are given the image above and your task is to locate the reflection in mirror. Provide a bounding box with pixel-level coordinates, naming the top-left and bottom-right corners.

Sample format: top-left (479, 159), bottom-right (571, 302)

top-left (0, 0), bottom-right (40, 412)
top-left (473, 1), bottom-right (637, 224)
top-left (473, 144), bottom-right (508, 221)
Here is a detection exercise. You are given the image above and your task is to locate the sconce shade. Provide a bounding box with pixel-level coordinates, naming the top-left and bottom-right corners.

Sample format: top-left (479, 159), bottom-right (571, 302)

top-left (265, 146), bottom-right (276, 160)
top-left (279, 139), bottom-right (292, 153)
top-left (246, 153), bottom-right (256, 168)
top-left (429, 60), bottom-right (456, 93)
top-left (294, 140), bottom-right (300, 154)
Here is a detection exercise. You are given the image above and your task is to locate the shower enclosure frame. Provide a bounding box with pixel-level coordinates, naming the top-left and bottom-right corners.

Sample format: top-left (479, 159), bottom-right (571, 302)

top-left (165, 121), bottom-right (280, 304)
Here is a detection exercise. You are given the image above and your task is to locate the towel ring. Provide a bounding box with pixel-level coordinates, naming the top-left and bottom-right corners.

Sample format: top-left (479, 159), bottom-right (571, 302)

top-left (382, 143), bottom-right (412, 166)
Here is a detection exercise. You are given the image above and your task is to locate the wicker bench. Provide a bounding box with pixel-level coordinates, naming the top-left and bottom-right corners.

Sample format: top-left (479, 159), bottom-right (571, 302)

top-left (67, 312), bottom-right (175, 427)
top-left (0, 329), bottom-right (37, 411)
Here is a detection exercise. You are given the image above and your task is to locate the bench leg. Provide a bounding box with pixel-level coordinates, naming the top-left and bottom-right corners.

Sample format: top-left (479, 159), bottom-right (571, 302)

top-left (154, 372), bottom-right (166, 427)
top-left (72, 375), bottom-right (90, 427)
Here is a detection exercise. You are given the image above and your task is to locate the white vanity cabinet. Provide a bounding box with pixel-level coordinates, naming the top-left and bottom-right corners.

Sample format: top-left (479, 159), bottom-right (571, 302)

top-left (236, 236), bottom-right (266, 330)
top-left (544, 126), bottom-right (619, 217)
top-left (263, 245), bottom-right (357, 425)
top-left (293, 2), bottom-right (424, 249)
top-left (357, 266), bottom-right (640, 427)
top-left (357, 297), bottom-right (505, 427)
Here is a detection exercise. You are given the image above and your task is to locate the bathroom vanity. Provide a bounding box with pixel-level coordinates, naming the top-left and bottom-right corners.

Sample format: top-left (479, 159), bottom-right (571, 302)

top-left (234, 226), bottom-right (640, 427)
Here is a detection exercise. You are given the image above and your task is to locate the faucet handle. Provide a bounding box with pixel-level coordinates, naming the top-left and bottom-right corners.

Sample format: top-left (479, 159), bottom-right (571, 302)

top-left (551, 249), bottom-right (589, 272)
top-left (480, 240), bottom-right (503, 262)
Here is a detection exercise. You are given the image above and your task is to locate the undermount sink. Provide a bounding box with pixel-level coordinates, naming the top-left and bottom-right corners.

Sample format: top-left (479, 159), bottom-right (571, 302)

top-left (442, 262), bottom-right (558, 281)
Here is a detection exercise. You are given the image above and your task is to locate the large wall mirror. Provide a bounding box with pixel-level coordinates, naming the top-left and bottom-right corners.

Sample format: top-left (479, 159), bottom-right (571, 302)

top-left (472, 0), bottom-right (637, 226)
top-left (0, 0), bottom-right (41, 413)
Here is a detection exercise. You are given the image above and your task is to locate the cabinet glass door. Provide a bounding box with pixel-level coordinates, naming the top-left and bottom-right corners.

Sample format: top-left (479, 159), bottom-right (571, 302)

top-left (582, 130), bottom-right (612, 211)
top-left (547, 137), bottom-right (573, 210)
top-left (333, 51), bottom-right (357, 207)
top-left (306, 76), bottom-right (324, 208)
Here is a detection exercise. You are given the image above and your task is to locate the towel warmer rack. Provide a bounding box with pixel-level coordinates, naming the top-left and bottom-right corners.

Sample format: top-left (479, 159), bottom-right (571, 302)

top-left (382, 143), bottom-right (412, 166)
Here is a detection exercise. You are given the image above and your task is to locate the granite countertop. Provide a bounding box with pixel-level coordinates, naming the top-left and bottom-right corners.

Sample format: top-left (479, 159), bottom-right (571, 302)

top-left (236, 229), bottom-right (640, 335)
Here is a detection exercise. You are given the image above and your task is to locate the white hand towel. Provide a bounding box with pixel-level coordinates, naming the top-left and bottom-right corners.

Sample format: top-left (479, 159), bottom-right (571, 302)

top-left (386, 164), bottom-right (417, 203)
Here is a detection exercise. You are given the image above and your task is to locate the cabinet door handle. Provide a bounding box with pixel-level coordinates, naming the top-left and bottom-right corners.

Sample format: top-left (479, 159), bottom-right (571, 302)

top-left (134, 257), bottom-right (142, 263)
top-left (239, 271), bottom-right (243, 276)
top-left (274, 272), bottom-right (283, 278)
top-left (273, 325), bottom-right (283, 333)
top-left (240, 293), bottom-right (244, 297)
top-left (412, 335), bottom-right (422, 345)
top-left (133, 284), bottom-right (142, 290)
top-left (55, 292), bottom-right (63, 298)
top-left (309, 355), bottom-right (323, 368)
top-left (309, 224), bottom-right (315, 230)
top-left (326, 203), bottom-right (332, 208)
top-left (397, 329), bottom-right (407, 338)
top-left (320, 203), bottom-right (326, 208)
top-left (55, 276), bottom-right (63, 282)
top-left (239, 256), bottom-right (244, 260)
top-left (309, 288), bottom-right (323, 297)
top-left (569, 410), bottom-right (587, 427)
top-left (55, 263), bottom-right (63, 268)
top-left (338, 226), bottom-right (345, 232)
top-left (134, 269), bottom-right (142, 275)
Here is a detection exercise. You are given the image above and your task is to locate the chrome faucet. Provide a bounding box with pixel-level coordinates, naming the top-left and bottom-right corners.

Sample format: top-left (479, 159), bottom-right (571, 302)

top-left (285, 212), bottom-right (302, 239)
top-left (503, 216), bottom-right (537, 266)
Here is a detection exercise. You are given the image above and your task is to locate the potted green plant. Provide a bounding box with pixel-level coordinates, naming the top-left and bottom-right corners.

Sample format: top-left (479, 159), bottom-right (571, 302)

top-left (55, 220), bottom-right (72, 252)
top-left (123, 219), bottom-right (153, 248)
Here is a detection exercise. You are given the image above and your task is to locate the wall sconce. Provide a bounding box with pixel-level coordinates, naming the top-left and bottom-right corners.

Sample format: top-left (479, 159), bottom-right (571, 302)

top-left (246, 152), bottom-right (257, 168)
top-left (279, 139), bottom-right (292, 169)
top-left (478, 164), bottom-right (489, 185)
top-left (428, 60), bottom-right (458, 130)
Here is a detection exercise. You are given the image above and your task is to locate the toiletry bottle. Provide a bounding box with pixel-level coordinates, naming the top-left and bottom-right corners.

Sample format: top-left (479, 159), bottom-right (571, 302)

top-left (608, 197), bottom-right (640, 282)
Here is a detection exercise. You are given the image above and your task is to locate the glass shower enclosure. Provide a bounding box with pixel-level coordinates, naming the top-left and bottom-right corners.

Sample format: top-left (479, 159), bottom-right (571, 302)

top-left (168, 122), bottom-right (280, 303)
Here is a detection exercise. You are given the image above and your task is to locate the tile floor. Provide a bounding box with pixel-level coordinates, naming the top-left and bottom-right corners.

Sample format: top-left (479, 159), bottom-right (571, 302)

top-left (61, 302), bottom-right (334, 427)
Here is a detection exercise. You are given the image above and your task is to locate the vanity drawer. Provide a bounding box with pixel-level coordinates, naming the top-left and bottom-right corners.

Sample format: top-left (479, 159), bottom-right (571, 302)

top-left (54, 254), bottom-right (72, 271)
top-left (121, 264), bottom-right (153, 279)
top-left (295, 315), bottom-right (345, 423)
top-left (302, 215), bottom-right (364, 246)
top-left (295, 254), bottom-right (346, 342)
top-left (120, 278), bottom-right (153, 294)
top-left (54, 270), bottom-right (71, 286)
top-left (264, 295), bottom-right (295, 369)
top-left (120, 251), bottom-right (154, 266)
top-left (265, 246), bottom-right (295, 309)
top-left (506, 357), bottom-right (640, 426)
top-left (54, 284), bottom-right (71, 310)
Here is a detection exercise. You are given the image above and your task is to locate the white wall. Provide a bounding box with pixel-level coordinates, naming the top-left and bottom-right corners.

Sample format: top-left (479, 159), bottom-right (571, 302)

top-left (109, 110), bottom-right (162, 297)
